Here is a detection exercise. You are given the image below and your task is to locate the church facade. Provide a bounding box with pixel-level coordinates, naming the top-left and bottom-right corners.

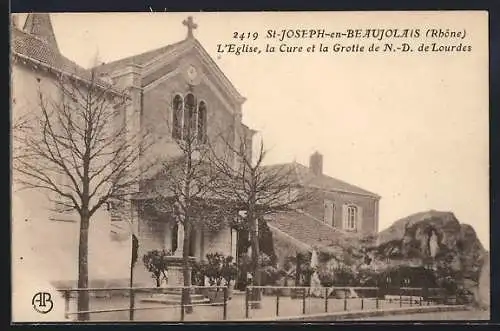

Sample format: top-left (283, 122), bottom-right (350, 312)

top-left (91, 17), bottom-right (254, 285)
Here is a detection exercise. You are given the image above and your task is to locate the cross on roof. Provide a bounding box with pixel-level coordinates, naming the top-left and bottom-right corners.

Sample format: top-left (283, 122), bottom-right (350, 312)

top-left (182, 16), bottom-right (198, 39)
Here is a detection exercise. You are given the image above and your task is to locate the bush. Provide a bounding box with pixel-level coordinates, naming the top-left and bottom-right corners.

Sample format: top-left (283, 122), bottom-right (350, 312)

top-left (283, 252), bottom-right (314, 286)
top-left (143, 249), bottom-right (173, 287)
top-left (191, 260), bottom-right (207, 286)
top-left (205, 252), bottom-right (237, 291)
top-left (317, 265), bottom-right (357, 287)
top-left (221, 255), bottom-right (238, 287)
top-left (238, 252), bottom-right (279, 286)
top-left (205, 253), bottom-right (225, 288)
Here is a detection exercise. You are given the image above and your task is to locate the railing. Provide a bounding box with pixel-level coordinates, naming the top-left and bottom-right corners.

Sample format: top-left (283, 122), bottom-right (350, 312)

top-left (244, 286), bottom-right (455, 319)
top-left (57, 285), bottom-right (229, 322)
top-left (56, 285), bottom-right (456, 321)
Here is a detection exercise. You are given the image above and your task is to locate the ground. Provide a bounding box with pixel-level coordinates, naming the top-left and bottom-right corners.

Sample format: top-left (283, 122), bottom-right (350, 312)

top-left (63, 292), bottom-right (464, 322)
top-left (344, 309), bottom-right (490, 321)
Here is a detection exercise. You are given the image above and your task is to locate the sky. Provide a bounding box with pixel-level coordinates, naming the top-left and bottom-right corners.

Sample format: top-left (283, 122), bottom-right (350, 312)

top-left (15, 12), bottom-right (489, 248)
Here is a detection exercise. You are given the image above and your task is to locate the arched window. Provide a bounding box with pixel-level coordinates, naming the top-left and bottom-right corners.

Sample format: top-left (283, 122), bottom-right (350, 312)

top-left (183, 93), bottom-right (197, 141)
top-left (172, 95), bottom-right (183, 139)
top-left (172, 93), bottom-right (207, 142)
top-left (198, 101), bottom-right (207, 143)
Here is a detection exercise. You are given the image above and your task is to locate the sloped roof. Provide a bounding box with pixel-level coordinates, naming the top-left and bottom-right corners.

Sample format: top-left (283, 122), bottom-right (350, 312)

top-left (268, 210), bottom-right (359, 254)
top-left (91, 36), bottom-right (246, 104)
top-left (12, 27), bottom-right (91, 79)
top-left (11, 14), bottom-right (108, 85)
top-left (92, 40), bottom-right (187, 75)
top-left (23, 13), bottom-right (59, 52)
top-left (263, 162), bottom-right (380, 198)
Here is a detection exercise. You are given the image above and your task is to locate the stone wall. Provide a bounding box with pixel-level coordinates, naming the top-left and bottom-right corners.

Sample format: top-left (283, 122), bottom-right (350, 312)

top-left (140, 51), bottom-right (240, 166)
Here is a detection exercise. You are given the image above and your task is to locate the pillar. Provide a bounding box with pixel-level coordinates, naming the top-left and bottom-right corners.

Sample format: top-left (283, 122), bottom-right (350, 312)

top-left (231, 228), bottom-right (238, 259)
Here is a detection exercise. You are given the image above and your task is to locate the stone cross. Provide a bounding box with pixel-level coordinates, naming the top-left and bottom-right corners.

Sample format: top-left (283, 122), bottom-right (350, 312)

top-left (182, 16), bottom-right (198, 39)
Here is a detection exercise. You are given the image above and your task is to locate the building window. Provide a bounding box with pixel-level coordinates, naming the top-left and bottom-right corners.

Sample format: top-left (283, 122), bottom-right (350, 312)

top-left (344, 205), bottom-right (358, 231)
top-left (172, 94), bottom-right (183, 139)
top-left (323, 200), bottom-right (334, 226)
top-left (172, 93), bottom-right (207, 143)
top-left (183, 93), bottom-right (196, 140)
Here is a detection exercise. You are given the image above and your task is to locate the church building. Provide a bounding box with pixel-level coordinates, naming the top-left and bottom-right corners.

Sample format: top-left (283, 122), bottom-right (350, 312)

top-left (91, 16), bottom-right (254, 285)
top-left (11, 13), bottom-right (252, 287)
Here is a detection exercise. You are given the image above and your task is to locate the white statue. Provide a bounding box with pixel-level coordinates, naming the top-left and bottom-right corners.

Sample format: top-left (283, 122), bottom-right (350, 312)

top-left (309, 249), bottom-right (323, 297)
top-left (175, 222), bottom-right (184, 256)
top-left (429, 230), bottom-right (439, 259)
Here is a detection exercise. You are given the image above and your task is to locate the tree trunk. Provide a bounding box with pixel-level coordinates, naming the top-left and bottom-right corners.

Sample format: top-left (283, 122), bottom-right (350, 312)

top-left (250, 216), bottom-right (262, 308)
top-left (182, 222), bottom-right (193, 314)
top-left (77, 212), bottom-right (90, 321)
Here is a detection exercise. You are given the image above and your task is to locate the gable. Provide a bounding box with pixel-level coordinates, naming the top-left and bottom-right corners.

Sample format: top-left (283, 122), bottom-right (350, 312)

top-left (140, 39), bottom-right (245, 108)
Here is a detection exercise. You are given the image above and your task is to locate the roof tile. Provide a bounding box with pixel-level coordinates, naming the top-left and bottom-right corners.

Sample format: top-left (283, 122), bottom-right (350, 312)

top-left (268, 210), bottom-right (358, 254)
top-left (12, 27), bottom-right (105, 84)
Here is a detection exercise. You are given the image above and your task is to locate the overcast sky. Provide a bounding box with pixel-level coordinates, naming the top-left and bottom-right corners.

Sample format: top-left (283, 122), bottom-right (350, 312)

top-left (16, 12), bottom-right (489, 248)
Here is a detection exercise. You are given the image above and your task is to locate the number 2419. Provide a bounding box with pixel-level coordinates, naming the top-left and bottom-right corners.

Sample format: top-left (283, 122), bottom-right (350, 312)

top-left (233, 32), bottom-right (259, 41)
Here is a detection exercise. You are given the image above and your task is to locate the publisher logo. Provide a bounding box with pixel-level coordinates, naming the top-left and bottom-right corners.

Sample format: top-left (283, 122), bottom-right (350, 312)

top-left (32, 292), bottom-right (53, 314)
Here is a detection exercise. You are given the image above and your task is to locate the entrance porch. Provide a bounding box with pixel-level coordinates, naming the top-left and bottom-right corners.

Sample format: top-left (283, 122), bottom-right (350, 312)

top-left (131, 199), bottom-right (238, 287)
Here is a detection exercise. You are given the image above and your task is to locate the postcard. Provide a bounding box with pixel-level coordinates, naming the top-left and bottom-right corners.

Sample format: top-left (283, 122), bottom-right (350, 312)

top-left (11, 11), bottom-right (489, 322)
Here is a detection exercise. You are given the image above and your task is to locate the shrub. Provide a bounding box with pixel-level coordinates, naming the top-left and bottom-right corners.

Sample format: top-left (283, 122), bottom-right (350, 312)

top-left (205, 253), bottom-right (225, 288)
top-left (221, 255), bottom-right (238, 287)
top-left (205, 252), bottom-right (237, 291)
top-left (142, 249), bottom-right (173, 287)
top-left (238, 252), bottom-right (279, 286)
top-left (191, 260), bottom-right (207, 286)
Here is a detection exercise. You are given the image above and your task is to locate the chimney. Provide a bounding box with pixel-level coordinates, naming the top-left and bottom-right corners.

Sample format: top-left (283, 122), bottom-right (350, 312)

top-left (309, 151), bottom-right (323, 176)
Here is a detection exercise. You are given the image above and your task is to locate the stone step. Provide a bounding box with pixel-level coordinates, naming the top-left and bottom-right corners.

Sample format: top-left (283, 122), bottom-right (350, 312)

top-left (153, 292), bottom-right (207, 300)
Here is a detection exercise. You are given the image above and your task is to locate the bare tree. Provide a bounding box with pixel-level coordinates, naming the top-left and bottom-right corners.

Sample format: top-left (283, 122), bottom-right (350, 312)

top-left (12, 111), bottom-right (33, 161)
top-left (13, 69), bottom-right (152, 320)
top-left (208, 131), bottom-right (312, 307)
top-left (144, 90), bottom-right (230, 313)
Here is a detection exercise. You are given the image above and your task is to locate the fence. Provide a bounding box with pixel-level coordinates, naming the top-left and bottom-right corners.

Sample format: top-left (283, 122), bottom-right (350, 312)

top-left (58, 285), bottom-right (229, 322)
top-left (244, 286), bottom-right (456, 319)
top-left (57, 285), bottom-right (456, 321)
